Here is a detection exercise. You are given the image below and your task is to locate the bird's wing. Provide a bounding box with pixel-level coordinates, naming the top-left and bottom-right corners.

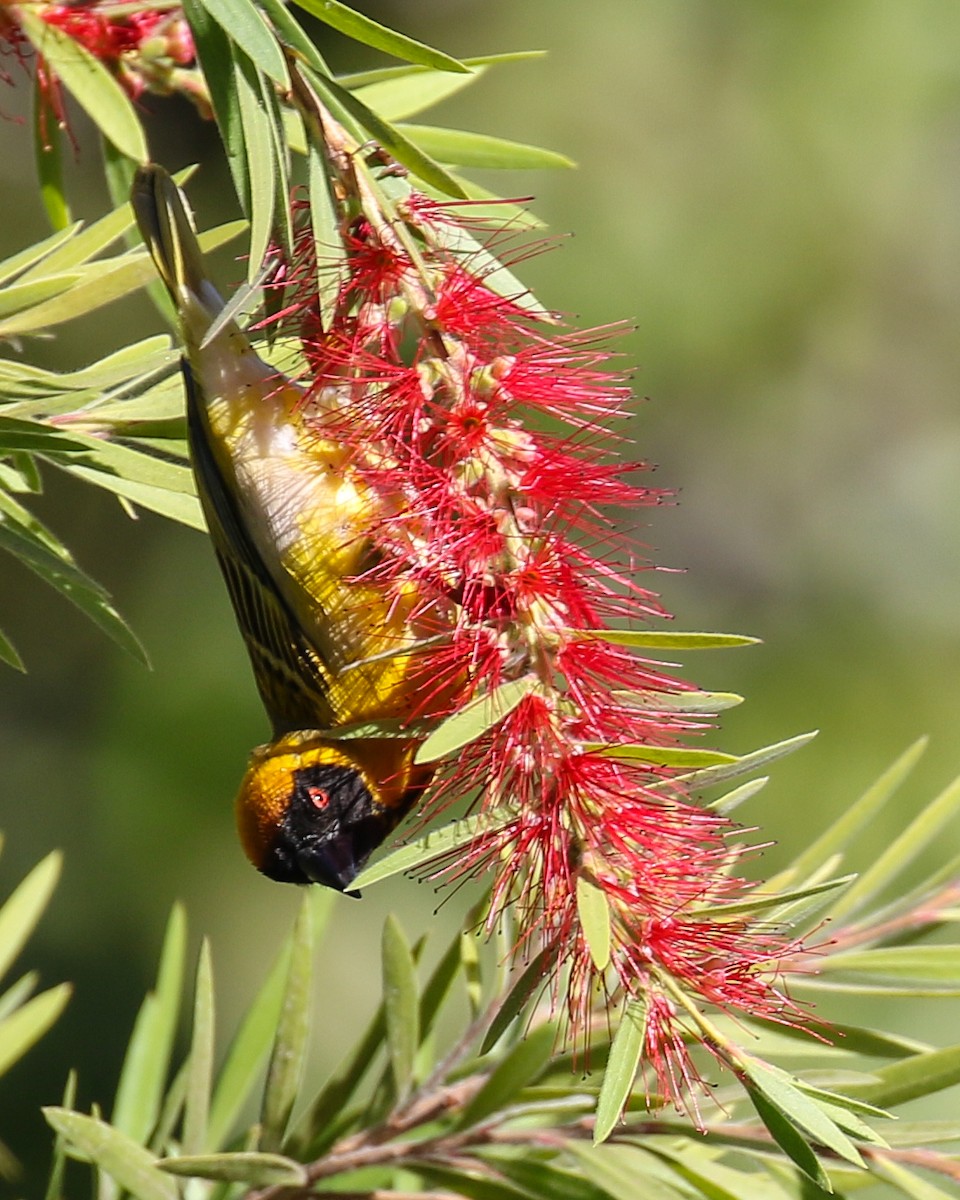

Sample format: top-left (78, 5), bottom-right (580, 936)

top-left (183, 362), bottom-right (337, 734)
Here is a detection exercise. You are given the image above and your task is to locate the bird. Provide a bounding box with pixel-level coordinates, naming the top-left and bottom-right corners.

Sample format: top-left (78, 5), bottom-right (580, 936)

top-left (131, 164), bottom-right (435, 893)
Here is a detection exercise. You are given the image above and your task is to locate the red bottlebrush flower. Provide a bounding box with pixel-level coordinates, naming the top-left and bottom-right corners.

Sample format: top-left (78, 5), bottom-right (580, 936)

top-left (253, 147), bottom-right (813, 1115)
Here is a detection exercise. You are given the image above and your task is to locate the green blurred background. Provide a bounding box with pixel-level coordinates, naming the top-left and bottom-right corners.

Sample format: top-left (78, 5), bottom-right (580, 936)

top-left (2, 0), bottom-right (960, 1188)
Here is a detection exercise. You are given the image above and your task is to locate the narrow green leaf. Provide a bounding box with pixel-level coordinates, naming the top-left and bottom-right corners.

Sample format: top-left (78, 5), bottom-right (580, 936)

top-left (884, 1120), bottom-right (960, 1146)
top-left (352, 810), bottom-right (516, 890)
top-left (828, 769), bottom-right (960, 923)
top-left (43, 1110), bottom-right (177, 1200)
top-left (419, 924), bottom-right (470, 1045)
top-left (569, 1144), bottom-right (690, 1200)
top-left (0, 275), bottom-right (82, 319)
top-left (870, 1158), bottom-right (958, 1200)
top-left (416, 676), bottom-right (538, 764)
top-left (613, 688), bottom-right (745, 714)
top-left (576, 876), bottom-right (611, 971)
top-left (233, 50), bottom-right (277, 281)
top-left (33, 75), bottom-right (70, 231)
top-left (62, 464), bottom-right (204, 531)
top-left (681, 732), bottom-right (818, 790)
top-left (112, 905), bottom-right (186, 1144)
top-left (307, 142), bottom-right (345, 327)
top-left (382, 914), bottom-right (419, 1100)
top-left (0, 612), bottom-right (25, 670)
top-left (207, 939), bottom-right (291, 1150)
top-left (746, 1059), bottom-right (863, 1168)
top-left (594, 999), bottom-right (646, 1143)
top-left (341, 51), bottom-right (546, 90)
top-left (400, 124), bottom-right (574, 171)
top-left (0, 973), bottom-right (36, 1023)
top-left (693, 874), bottom-right (855, 920)
top-left (817, 946), bottom-right (960, 986)
top-left (0, 851), bottom-right (61, 981)
top-left (157, 1152), bottom-right (307, 1186)
top-left (414, 1163), bottom-right (536, 1200)
top-left (193, 0), bottom-right (288, 85)
top-left (496, 1158), bottom-right (611, 1200)
top-left (583, 744), bottom-right (737, 768)
top-left (355, 67), bottom-right (487, 123)
top-left (706, 776), bottom-right (769, 814)
top-left (0, 220), bottom-right (243, 336)
top-left (773, 738), bottom-right (928, 894)
top-left (845, 1043), bottom-right (960, 1109)
top-left (182, 940), bottom-right (214, 1156)
top-left (480, 942), bottom-right (558, 1055)
top-left (0, 223), bottom-right (80, 286)
top-left (250, 0), bottom-right (329, 75)
top-left (17, 10), bottom-right (147, 161)
top-left (43, 1071), bottom-right (77, 1200)
top-left (260, 894), bottom-right (314, 1151)
top-left (290, 0), bottom-right (466, 73)
top-left (574, 629), bottom-right (760, 650)
top-left (458, 1021), bottom-right (555, 1129)
top-left (0, 984), bottom-right (70, 1077)
top-left (746, 1086), bottom-right (832, 1192)
top-left (650, 1144), bottom-right (785, 1200)
top-left (306, 67), bottom-right (468, 198)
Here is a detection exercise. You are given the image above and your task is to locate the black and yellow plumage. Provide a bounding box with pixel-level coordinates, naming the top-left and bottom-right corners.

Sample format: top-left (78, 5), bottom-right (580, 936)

top-left (132, 165), bottom-right (432, 891)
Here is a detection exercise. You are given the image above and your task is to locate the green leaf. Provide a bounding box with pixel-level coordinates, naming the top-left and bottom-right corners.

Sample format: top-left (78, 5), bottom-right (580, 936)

top-left (845, 1043), bottom-right (960, 1109)
top-left (381, 914), bottom-right (419, 1100)
top-left (569, 1144), bottom-right (690, 1200)
top-left (341, 51), bottom-right (546, 90)
top-left (306, 67), bottom-right (468, 198)
top-left (42, 1110), bottom-right (177, 1200)
top-left (573, 629), bottom-right (760, 649)
top-left (745, 1058), bottom-right (864, 1168)
top-left (816, 946), bottom-right (960, 988)
top-left (594, 999), bottom-right (646, 1143)
top-left (772, 738), bottom-right (927, 894)
top-left (112, 905), bottom-right (186, 1144)
top-left (354, 66), bottom-right (487, 123)
top-left (0, 628), bottom-right (23, 672)
top-left (869, 1158), bottom-right (958, 1200)
top-left (0, 223), bottom-right (80, 287)
top-left (17, 9), bottom-right (147, 161)
top-left (43, 1071), bottom-right (77, 1200)
top-left (0, 851), bottom-right (61, 982)
top-left (827, 767), bottom-right (960, 923)
top-left (0, 984), bottom-right (70, 1077)
top-left (583, 744), bottom-right (737, 768)
top-left (290, 0), bottom-right (466, 73)
top-left (401, 124), bottom-right (574, 171)
top-left (260, 893), bottom-right (314, 1151)
top-left (233, 49), bottom-right (277, 281)
top-left (207, 938), bottom-right (291, 1150)
top-left (692, 874), bottom-right (855, 920)
top-left (193, 0), bottom-right (288, 85)
top-left (681, 732), bottom-right (818, 790)
top-left (416, 676), bottom-right (538, 764)
top-left (33, 77), bottom-right (70, 231)
top-left (306, 141), bottom-right (345, 328)
top-left (0, 275), bottom-right (82, 320)
top-left (352, 810), bottom-right (516, 890)
top-left (614, 689), bottom-right (745, 714)
top-left (414, 1163), bottom-right (536, 1200)
top-left (182, 940), bottom-right (214, 1156)
top-left (62, 463), bottom-right (204, 531)
top-left (576, 876), bottom-right (611, 970)
top-left (496, 1158), bottom-right (612, 1200)
top-left (157, 1152), bottom-right (307, 1186)
top-left (706, 776), bottom-right (769, 814)
top-left (458, 1021), bottom-right (555, 1129)
top-left (746, 1086), bottom-right (832, 1192)
top-left (480, 942), bottom-right (559, 1055)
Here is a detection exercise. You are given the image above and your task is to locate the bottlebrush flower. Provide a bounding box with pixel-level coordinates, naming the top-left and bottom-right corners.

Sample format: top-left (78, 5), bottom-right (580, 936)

top-left (251, 118), bottom-right (813, 1112)
top-left (1, 0), bottom-right (199, 134)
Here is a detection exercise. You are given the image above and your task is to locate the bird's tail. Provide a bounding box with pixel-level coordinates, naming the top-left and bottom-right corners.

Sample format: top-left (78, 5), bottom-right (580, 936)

top-left (132, 165), bottom-right (224, 338)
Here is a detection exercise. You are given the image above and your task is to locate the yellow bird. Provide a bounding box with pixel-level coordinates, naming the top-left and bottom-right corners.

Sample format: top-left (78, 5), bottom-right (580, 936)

top-left (132, 165), bottom-right (434, 892)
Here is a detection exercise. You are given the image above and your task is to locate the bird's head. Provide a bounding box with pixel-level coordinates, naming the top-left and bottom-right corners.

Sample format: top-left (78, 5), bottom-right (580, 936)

top-left (235, 733), bottom-right (418, 893)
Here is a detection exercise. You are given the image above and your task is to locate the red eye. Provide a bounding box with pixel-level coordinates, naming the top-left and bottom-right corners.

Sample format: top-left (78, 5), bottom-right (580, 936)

top-left (307, 786), bottom-right (330, 809)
